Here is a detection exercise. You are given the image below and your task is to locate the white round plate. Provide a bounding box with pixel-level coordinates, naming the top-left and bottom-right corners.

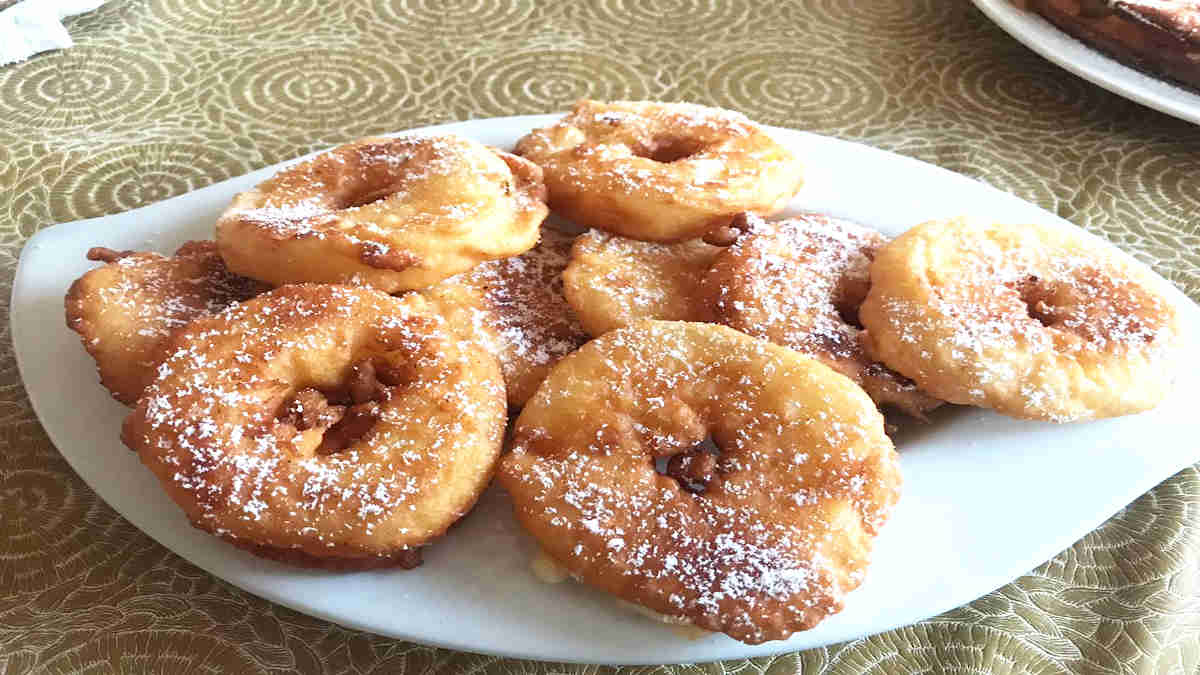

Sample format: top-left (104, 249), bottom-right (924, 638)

top-left (11, 115), bottom-right (1200, 665)
top-left (972, 0), bottom-right (1200, 125)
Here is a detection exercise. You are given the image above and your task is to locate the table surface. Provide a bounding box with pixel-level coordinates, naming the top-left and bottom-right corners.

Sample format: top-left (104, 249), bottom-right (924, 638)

top-left (2, 1), bottom-right (1199, 673)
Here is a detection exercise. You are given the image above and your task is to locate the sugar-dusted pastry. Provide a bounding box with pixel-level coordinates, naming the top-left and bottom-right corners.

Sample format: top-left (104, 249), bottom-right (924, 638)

top-left (122, 285), bottom-right (507, 569)
top-left (217, 135), bottom-right (548, 292)
top-left (516, 100), bottom-right (803, 242)
top-left (501, 321), bottom-right (901, 644)
top-left (861, 217), bottom-right (1180, 421)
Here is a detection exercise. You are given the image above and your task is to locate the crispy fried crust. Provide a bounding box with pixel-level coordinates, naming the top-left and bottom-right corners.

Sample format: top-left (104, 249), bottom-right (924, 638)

top-left (501, 321), bottom-right (901, 644)
top-left (422, 227), bottom-right (589, 408)
top-left (516, 100), bottom-right (804, 242)
top-left (225, 537), bottom-right (423, 570)
top-left (122, 285), bottom-right (507, 565)
top-left (860, 218), bottom-right (1180, 422)
top-left (216, 135), bottom-right (549, 292)
top-left (1031, 0), bottom-right (1200, 90)
top-left (702, 214), bottom-right (941, 418)
top-left (563, 229), bottom-right (721, 337)
top-left (64, 241), bottom-right (267, 405)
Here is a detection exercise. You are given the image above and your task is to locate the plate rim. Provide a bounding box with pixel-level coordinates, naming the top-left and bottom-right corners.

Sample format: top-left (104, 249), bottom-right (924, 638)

top-left (971, 0), bottom-right (1200, 125)
top-left (12, 113), bottom-right (1200, 665)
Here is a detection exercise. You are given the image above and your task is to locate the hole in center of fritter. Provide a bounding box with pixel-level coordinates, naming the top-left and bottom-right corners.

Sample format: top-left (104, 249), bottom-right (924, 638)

top-left (276, 358), bottom-right (405, 455)
top-left (833, 269), bottom-right (872, 331)
top-left (834, 300), bottom-right (864, 330)
top-left (1015, 274), bottom-right (1060, 328)
top-left (315, 405), bottom-right (380, 455)
top-left (342, 184), bottom-right (401, 210)
top-left (656, 436), bottom-right (722, 494)
top-left (635, 137), bottom-right (704, 163)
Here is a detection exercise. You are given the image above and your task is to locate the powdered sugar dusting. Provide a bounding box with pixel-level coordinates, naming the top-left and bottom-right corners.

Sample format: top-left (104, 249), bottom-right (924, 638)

top-left (502, 322), bottom-right (900, 643)
top-left (564, 229), bottom-right (720, 335)
top-left (867, 219), bottom-right (1180, 421)
top-left (515, 100), bottom-right (802, 229)
top-left (66, 242), bottom-right (268, 404)
top-left (706, 214), bottom-right (940, 417)
top-left (126, 285), bottom-right (505, 557)
top-left (217, 134), bottom-right (547, 288)
top-left (424, 228), bottom-right (588, 406)
top-left (224, 136), bottom-right (466, 247)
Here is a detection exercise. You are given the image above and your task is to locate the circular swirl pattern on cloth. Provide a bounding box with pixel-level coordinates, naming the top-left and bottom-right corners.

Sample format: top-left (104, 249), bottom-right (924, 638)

top-left (0, 45), bottom-right (169, 131)
top-left (147, 0), bottom-right (318, 39)
top-left (463, 49), bottom-right (652, 117)
top-left (803, 0), bottom-right (961, 43)
top-left (8, 162), bottom-right (57, 240)
top-left (1111, 147), bottom-right (1200, 233)
top-left (36, 630), bottom-right (258, 674)
top-left (0, 465), bottom-right (153, 594)
top-left (60, 0), bottom-right (135, 34)
top-left (705, 52), bottom-right (888, 128)
top-left (933, 50), bottom-right (1122, 132)
top-left (1081, 146), bottom-right (1200, 297)
top-left (225, 50), bottom-right (416, 133)
top-left (1062, 467), bottom-right (1200, 589)
top-left (0, 417), bottom-right (51, 471)
top-left (372, 0), bottom-right (534, 39)
top-left (827, 624), bottom-right (1065, 674)
top-left (887, 135), bottom-right (1063, 213)
top-left (50, 142), bottom-right (243, 225)
top-left (0, 141), bottom-right (13, 197)
top-left (573, 0), bottom-right (751, 41)
top-left (0, 0), bottom-right (1198, 669)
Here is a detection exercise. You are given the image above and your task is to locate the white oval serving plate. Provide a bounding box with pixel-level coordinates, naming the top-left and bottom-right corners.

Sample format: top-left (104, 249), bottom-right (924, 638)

top-left (11, 114), bottom-right (1200, 665)
top-left (972, 0), bottom-right (1200, 125)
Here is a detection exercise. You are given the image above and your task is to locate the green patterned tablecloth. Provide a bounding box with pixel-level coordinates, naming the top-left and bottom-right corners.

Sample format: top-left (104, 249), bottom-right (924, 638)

top-left (2, 1), bottom-right (1198, 672)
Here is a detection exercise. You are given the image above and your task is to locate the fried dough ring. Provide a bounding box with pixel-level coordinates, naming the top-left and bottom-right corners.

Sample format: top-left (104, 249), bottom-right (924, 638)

top-left (515, 100), bottom-right (803, 242)
top-left (65, 241), bottom-right (267, 405)
top-left (500, 321), bottom-right (901, 644)
top-left (703, 214), bottom-right (941, 418)
top-left (860, 218), bottom-right (1180, 422)
top-left (122, 285), bottom-right (506, 568)
top-left (216, 135), bottom-right (548, 292)
top-left (422, 227), bottom-right (589, 408)
top-left (562, 229), bottom-right (721, 337)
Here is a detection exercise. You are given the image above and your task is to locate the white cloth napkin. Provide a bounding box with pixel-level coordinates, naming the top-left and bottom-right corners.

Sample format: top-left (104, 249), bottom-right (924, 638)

top-left (0, 0), bottom-right (106, 67)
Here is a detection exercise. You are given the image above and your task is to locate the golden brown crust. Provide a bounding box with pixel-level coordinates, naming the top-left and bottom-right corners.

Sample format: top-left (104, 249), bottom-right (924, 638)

top-left (122, 285), bottom-right (507, 565)
top-left (702, 214), bottom-right (942, 418)
top-left (860, 218), bottom-right (1180, 422)
top-left (215, 135), bottom-right (549, 292)
top-left (515, 100), bottom-right (804, 242)
top-left (224, 537), bottom-right (423, 570)
top-left (1031, 0), bottom-right (1200, 90)
top-left (500, 321), bottom-right (901, 644)
top-left (563, 229), bottom-right (721, 337)
top-left (421, 227), bottom-right (589, 408)
top-left (64, 241), bottom-right (267, 405)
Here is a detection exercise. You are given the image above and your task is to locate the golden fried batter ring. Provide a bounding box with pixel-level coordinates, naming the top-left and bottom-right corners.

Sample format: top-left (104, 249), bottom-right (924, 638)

top-left (65, 241), bottom-right (267, 405)
top-left (216, 135), bottom-right (548, 292)
top-left (122, 285), bottom-right (506, 568)
top-left (422, 228), bottom-right (589, 408)
top-left (703, 214), bottom-right (941, 418)
top-left (861, 218), bottom-right (1180, 422)
top-left (562, 229), bottom-right (720, 337)
top-left (516, 100), bottom-right (803, 242)
top-left (501, 321), bottom-right (901, 644)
